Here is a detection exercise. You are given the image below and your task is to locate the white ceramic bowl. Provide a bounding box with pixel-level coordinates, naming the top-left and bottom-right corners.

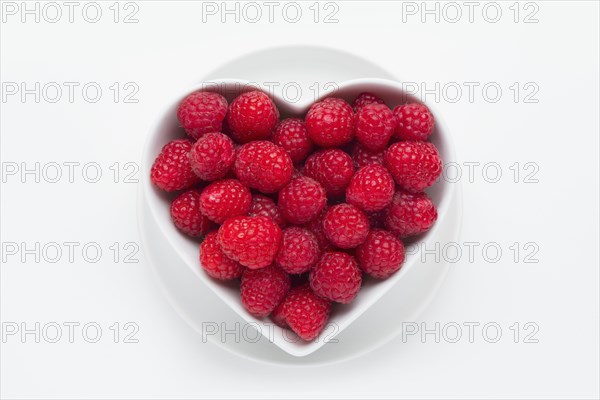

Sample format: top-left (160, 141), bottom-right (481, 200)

top-left (140, 78), bottom-right (456, 357)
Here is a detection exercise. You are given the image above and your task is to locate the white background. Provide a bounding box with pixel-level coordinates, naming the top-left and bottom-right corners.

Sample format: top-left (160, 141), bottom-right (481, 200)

top-left (1, 1), bottom-right (599, 398)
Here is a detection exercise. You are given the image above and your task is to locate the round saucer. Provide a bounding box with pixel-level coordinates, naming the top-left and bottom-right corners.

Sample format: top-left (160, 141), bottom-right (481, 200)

top-left (138, 46), bottom-right (462, 365)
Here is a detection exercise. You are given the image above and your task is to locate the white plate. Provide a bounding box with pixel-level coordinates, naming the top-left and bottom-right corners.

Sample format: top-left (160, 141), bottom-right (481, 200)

top-left (137, 46), bottom-right (462, 364)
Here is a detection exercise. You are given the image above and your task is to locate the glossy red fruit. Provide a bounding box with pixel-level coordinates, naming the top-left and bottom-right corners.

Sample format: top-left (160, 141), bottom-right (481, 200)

top-left (227, 91), bottom-right (279, 143)
top-left (384, 141), bottom-right (442, 192)
top-left (385, 189), bottom-right (438, 238)
top-left (150, 139), bottom-right (201, 192)
top-left (177, 91), bottom-right (228, 140)
top-left (275, 284), bottom-right (331, 341)
top-left (170, 190), bottom-right (215, 237)
top-left (392, 103), bottom-right (434, 141)
top-left (356, 229), bottom-right (405, 279)
top-left (199, 179), bottom-right (252, 224)
top-left (354, 103), bottom-right (396, 151)
top-left (346, 164), bottom-right (395, 212)
top-left (272, 118), bottom-right (313, 164)
top-left (303, 149), bottom-right (354, 198)
top-left (278, 176), bottom-right (327, 225)
top-left (234, 141), bottom-right (293, 193)
top-left (218, 216), bottom-right (282, 269)
top-left (188, 132), bottom-right (236, 181)
top-left (199, 231), bottom-right (244, 280)
top-left (322, 204), bottom-right (370, 249)
top-left (240, 265), bottom-right (290, 317)
top-left (305, 98), bottom-right (354, 147)
top-left (310, 252), bottom-right (362, 304)
top-left (276, 227), bottom-right (320, 274)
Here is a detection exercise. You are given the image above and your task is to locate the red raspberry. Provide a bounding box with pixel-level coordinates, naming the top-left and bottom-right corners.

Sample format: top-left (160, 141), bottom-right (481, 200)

top-left (272, 118), bottom-right (313, 164)
top-left (354, 104), bottom-right (396, 151)
top-left (351, 144), bottom-right (384, 169)
top-left (199, 231), bottom-right (244, 280)
top-left (385, 189), bottom-right (438, 238)
top-left (170, 190), bottom-right (215, 237)
top-left (310, 252), bottom-right (362, 304)
top-left (303, 149), bottom-right (354, 198)
top-left (278, 176), bottom-right (326, 224)
top-left (356, 229), bottom-right (405, 279)
top-left (177, 91), bottom-right (228, 140)
top-left (150, 139), bottom-right (201, 192)
top-left (352, 92), bottom-right (385, 112)
top-left (240, 266), bottom-right (290, 317)
top-left (247, 194), bottom-right (285, 227)
top-left (393, 103), bottom-right (435, 141)
top-left (276, 227), bottom-right (320, 274)
top-left (218, 216), bottom-right (282, 269)
top-left (199, 179), bottom-right (251, 224)
top-left (303, 206), bottom-right (334, 252)
top-left (305, 98), bottom-right (354, 147)
top-left (188, 132), bottom-right (235, 181)
top-left (227, 91), bottom-right (279, 143)
top-left (384, 141), bottom-right (442, 192)
top-left (346, 164), bottom-right (395, 212)
top-left (275, 284), bottom-right (331, 341)
top-left (323, 204), bottom-right (369, 249)
top-left (234, 141), bottom-right (293, 193)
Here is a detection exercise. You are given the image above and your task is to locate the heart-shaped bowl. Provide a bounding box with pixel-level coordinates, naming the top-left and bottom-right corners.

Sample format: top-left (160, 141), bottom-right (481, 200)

top-left (141, 78), bottom-right (456, 357)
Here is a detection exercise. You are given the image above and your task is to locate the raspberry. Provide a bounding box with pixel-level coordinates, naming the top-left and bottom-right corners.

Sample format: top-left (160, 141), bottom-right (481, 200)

top-left (352, 92), bottom-right (385, 112)
top-left (323, 204), bottom-right (370, 249)
top-left (199, 179), bottom-right (251, 224)
top-left (356, 229), bottom-right (405, 279)
top-left (234, 141), bottom-right (293, 193)
top-left (303, 206), bottom-right (334, 252)
top-left (272, 118), bottom-right (313, 164)
top-left (170, 190), bottom-right (215, 237)
top-left (227, 91), bottom-right (279, 143)
top-left (385, 189), bottom-right (438, 238)
top-left (247, 194), bottom-right (285, 227)
top-left (303, 149), bottom-right (354, 198)
top-left (276, 227), bottom-right (320, 274)
top-left (351, 144), bottom-right (384, 169)
top-left (278, 176), bottom-right (326, 224)
top-left (354, 104), bottom-right (396, 151)
top-left (177, 91), bottom-right (228, 140)
top-left (218, 216), bottom-right (282, 269)
top-left (384, 141), bottom-right (442, 192)
top-left (240, 265), bottom-right (290, 317)
top-left (309, 252), bottom-right (362, 304)
top-left (188, 132), bottom-right (235, 181)
top-left (393, 103), bottom-right (435, 141)
top-left (346, 164), bottom-right (395, 212)
top-left (199, 231), bottom-right (244, 280)
top-left (276, 284), bottom-right (331, 341)
top-left (151, 139), bottom-right (201, 192)
top-left (305, 98), bottom-right (354, 147)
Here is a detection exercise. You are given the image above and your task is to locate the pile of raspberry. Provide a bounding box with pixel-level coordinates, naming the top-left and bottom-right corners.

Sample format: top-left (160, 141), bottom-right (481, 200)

top-left (151, 89), bottom-right (442, 341)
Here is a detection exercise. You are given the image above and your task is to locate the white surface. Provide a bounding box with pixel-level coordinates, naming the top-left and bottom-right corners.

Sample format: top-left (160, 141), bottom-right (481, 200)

top-left (1, 1), bottom-right (599, 398)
